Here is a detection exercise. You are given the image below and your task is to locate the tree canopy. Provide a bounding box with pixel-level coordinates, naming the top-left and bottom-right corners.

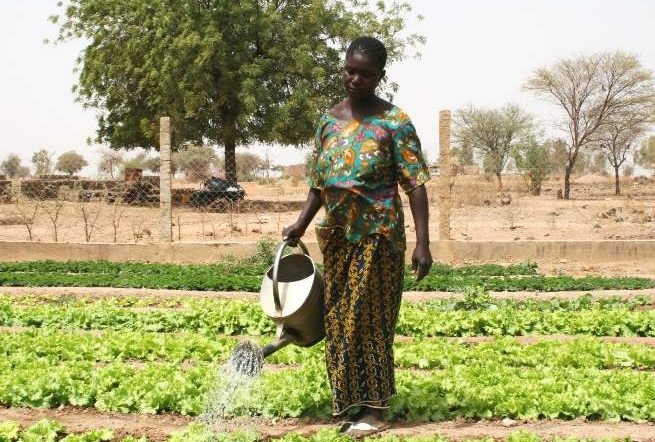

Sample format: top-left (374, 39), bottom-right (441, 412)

top-left (32, 149), bottom-right (54, 176)
top-left (56, 151), bottom-right (88, 176)
top-left (52, 0), bottom-right (423, 182)
top-left (1, 154), bottom-right (30, 179)
top-left (454, 104), bottom-right (533, 190)
top-left (525, 51), bottom-right (655, 198)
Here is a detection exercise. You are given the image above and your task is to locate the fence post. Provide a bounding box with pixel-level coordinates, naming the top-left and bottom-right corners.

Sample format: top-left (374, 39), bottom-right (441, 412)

top-left (159, 116), bottom-right (172, 243)
top-left (438, 110), bottom-right (452, 241)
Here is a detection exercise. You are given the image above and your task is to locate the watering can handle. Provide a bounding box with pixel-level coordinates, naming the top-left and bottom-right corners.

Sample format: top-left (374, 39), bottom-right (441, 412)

top-left (272, 239), bottom-right (310, 313)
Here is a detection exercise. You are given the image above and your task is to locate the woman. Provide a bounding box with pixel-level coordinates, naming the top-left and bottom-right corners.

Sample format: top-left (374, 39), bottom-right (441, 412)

top-left (282, 36), bottom-right (432, 437)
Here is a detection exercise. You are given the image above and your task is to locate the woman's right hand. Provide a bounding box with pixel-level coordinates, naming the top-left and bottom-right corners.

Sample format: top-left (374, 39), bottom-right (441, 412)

top-left (282, 222), bottom-right (306, 246)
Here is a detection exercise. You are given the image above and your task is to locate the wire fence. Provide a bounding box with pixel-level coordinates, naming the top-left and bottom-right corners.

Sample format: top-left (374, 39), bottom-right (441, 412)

top-left (0, 113), bottom-right (654, 244)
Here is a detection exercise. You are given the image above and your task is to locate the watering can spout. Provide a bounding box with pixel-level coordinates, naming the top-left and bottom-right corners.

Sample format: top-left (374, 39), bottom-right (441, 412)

top-left (261, 335), bottom-right (292, 358)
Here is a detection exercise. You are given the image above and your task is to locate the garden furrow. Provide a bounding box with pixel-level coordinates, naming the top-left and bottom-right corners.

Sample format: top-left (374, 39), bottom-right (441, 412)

top-left (4, 407), bottom-right (655, 441)
top-left (3, 286), bottom-right (655, 303)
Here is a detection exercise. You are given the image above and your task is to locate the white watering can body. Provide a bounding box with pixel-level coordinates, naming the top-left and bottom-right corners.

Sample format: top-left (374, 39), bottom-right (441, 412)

top-left (259, 240), bottom-right (325, 356)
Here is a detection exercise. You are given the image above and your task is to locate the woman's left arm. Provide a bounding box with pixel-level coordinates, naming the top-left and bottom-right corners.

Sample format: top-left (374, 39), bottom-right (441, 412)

top-left (408, 184), bottom-right (432, 281)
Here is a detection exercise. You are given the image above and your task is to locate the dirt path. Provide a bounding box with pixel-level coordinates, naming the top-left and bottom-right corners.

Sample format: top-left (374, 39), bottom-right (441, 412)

top-left (4, 407), bottom-right (655, 441)
top-left (3, 325), bottom-right (655, 347)
top-left (2, 286), bottom-right (655, 303)
top-left (0, 286), bottom-right (258, 301)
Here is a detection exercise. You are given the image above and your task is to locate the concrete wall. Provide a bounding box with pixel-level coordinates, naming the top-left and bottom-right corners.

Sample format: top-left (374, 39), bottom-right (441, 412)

top-left (1, 240), bottom-right (655, 265)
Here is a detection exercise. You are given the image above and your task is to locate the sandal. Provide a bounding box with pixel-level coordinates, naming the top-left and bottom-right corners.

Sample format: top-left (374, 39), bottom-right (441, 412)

top-left (338, 420), bottom-right (354, 433)
top-left (343, 421), bottom-right (390, 438)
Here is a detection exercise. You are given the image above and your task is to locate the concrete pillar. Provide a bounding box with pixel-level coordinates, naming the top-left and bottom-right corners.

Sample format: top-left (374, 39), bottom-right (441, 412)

top-left (438, 110), bottom-right (452, 241)
top-left (159, 117), bottom-right (172, 243)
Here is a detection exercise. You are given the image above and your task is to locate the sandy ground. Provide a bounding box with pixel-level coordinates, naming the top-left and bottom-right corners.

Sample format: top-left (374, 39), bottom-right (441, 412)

top-left (0, 174), bottom-right (653, 244)
top-left (3, 407), bottom-right (655, 441)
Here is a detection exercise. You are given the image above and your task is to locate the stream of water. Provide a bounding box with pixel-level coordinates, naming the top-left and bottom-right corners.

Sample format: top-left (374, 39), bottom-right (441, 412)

top-left (199, 340), bottom-right (265, 425)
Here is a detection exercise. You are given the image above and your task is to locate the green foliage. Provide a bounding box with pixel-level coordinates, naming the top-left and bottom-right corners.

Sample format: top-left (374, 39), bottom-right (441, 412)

top-left (8, 327), bottom-right (655, 371)
top-left (460, 286), bottom-right (493, 309)
top-left (0, 421), bottom-right (20, 442)
top-left (4, 354), bottom-right (655, 420)
top-left (3, 294), bottom-right (655, 338)
top-left (32, 149), bottom-right (54, 176)
top-left (244, 235), bottom-right (278, 267)
top-left (52, 0), bottom-right (423, 182)
top-left (454, 104), bottom-right (533, 187)
top-left (121, 152), bottom-right (159, 175)
top-left (0, 260), bottom-right (650, 293)
top-left (0, 154), bottom-right (30, 179)
top-left (55, 151), bottom-right (88, 176)
top-left (20, 419), bottom-right (66, 442)
top-left (512, 136), bottom-right (552, 195)
top-left (172, 146), bottom-right (218, 181)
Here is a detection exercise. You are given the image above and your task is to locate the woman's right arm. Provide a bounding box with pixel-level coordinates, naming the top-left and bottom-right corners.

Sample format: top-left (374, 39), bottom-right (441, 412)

top-left (282, 188), bottom-right (322, 242)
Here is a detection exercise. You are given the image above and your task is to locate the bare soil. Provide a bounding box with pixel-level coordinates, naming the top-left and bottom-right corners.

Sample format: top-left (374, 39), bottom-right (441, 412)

top-left (1, 174), bottom-right (654, 246)
top-left (4, 407), bottom-right (655, 441)
top-left (1, 286), bottom-right (654, 303)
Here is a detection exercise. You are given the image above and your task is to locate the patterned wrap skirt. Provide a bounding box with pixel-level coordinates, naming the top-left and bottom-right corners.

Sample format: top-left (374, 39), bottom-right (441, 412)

top-left (318, 226), bottom-right (405, 415)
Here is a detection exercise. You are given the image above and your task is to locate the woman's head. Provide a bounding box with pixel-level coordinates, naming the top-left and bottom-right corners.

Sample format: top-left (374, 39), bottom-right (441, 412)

top-left (343, 36), bottom-right (387, 100)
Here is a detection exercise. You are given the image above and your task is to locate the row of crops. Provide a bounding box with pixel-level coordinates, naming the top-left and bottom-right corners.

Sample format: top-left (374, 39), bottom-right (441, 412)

top-left (2, 260), bottom-right (655, 440)
top-left (0, 260), bottom-right (652, 292)
top-left (3, 295), bottom-right (655, 337)
top-left (3, 293), bottom-right (655, 420)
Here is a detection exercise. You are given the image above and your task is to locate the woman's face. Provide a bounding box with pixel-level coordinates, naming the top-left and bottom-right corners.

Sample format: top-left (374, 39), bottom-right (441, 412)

top-left (342, 51), bottom-right (384, 100)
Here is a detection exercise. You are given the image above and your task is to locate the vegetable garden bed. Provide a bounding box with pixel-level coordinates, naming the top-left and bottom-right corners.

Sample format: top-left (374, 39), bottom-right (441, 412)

top-left (3, 261), bottom-right (655, 440)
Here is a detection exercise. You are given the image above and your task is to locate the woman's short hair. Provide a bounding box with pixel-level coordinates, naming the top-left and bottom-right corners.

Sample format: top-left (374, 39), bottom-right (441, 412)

top-left (346, 36), bottom-right (387, 70)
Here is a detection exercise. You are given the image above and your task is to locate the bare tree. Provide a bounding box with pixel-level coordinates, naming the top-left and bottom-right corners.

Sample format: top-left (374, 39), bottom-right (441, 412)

top-left (12, 191), bottom-right (41, 241)
top-left (454, 104), bottom-right (533, 190)
top-left (98, 149), bottom-right (124, 179)
top-left (525, 51), bottom-right (655, 199)
top-left (110, 203), bottom-right (128, 243)
top-left (43, 199), bottom-right (66, 242)
top-left (597, 108), bottom-right (652, 195)
top-left (78, 201), bottom-right (102, 242)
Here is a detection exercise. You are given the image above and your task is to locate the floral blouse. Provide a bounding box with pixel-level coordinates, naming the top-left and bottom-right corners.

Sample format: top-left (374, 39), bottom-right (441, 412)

top-left (307, 106), bottom-right (430, 252)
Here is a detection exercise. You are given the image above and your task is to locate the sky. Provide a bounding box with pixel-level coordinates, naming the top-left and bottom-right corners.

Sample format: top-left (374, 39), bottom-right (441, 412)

top-left (1, 0), bottom-right (654, 176)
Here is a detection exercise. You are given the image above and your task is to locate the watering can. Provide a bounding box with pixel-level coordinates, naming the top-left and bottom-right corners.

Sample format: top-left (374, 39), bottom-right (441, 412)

top-left (259, 240), bottom-right (325, 357)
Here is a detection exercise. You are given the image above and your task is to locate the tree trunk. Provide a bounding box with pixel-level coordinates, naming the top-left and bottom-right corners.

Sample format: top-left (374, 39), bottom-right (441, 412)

top-left (224, 133), bottom-right (237, 183)
top-left (495, 171), bottom-right (503, 191)
top-left (614, 166), bottom-right (621, 196)
top-left (563, 166), bottom-right (572, 199)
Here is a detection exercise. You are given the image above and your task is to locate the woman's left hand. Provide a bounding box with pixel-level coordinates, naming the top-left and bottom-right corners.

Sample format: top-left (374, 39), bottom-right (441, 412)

top-left (411, 242), bottom-right (433, 281)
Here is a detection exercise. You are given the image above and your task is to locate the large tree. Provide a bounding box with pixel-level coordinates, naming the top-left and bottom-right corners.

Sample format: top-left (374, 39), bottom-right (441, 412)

top-left (454, 104), bottom-right (533, 190)
top-left (525, 51), bottom-right (655, 199)
top-left (52, 0), bottom-right (422, 183)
